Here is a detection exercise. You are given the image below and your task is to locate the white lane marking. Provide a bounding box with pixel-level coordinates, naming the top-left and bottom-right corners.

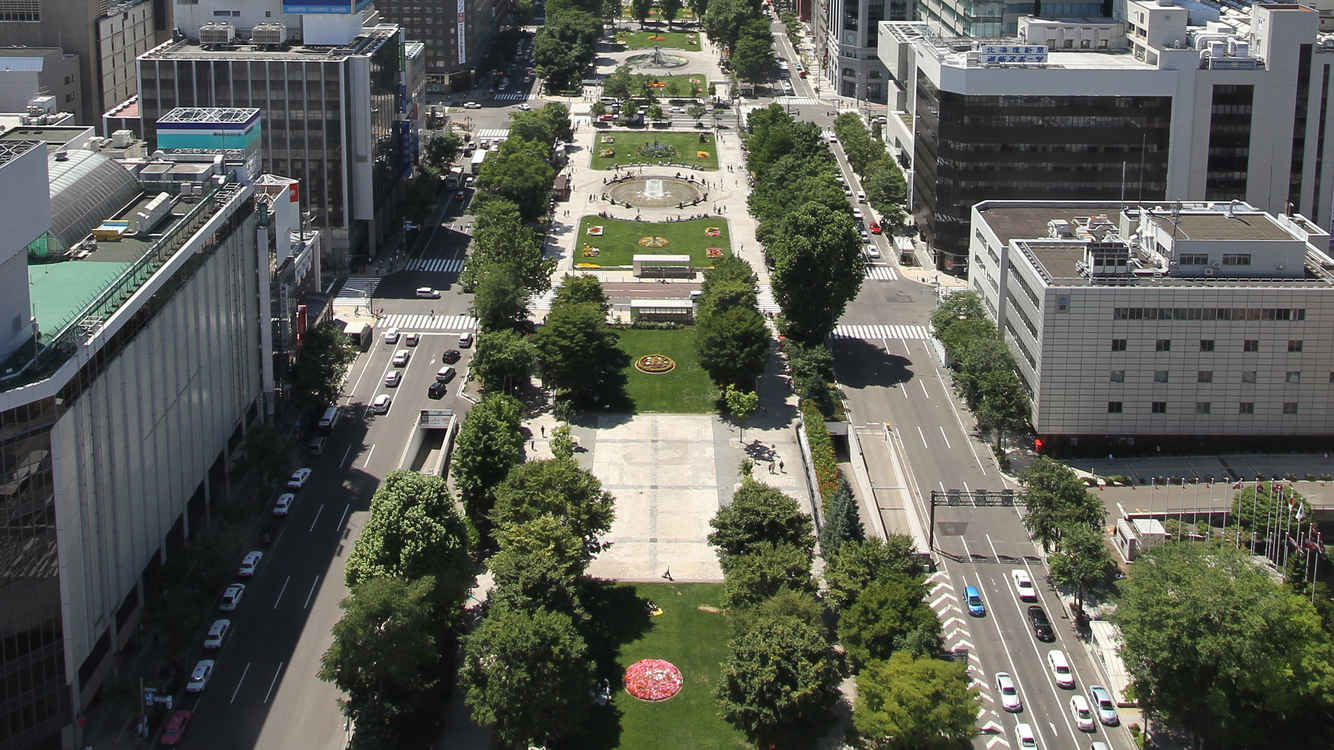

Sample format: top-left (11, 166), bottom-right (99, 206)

top-left (361, 444), bottom-right (376, 468)
top-left (264, 662), bottom-right (284, 704)
top-left (925, 341), bottom-right (989, 475)
top-left (963, 480), bottom-right (972, 496)
top-left (340, 444), bottom-right (352, 469)
top-left (939, 425), bottom-right (952, 450)
top-left (920, 379), bottom-right (930, 399)
top-left (347, 349), bottom-right (376, 400)
top-left (961, 536), bottom-right (973, 561)
top-left (308, 504), bottom-right (325, 533)
top-left (335, 504), bottom-right (351, 532)
top-left (303, 575), bottom-right (321, 610)
top-left (917, 425), bottom-right (929, 448)
top-left (229, 662), bottom-right (252, 705)
top-left (273, 576), bottom-right (290, 610)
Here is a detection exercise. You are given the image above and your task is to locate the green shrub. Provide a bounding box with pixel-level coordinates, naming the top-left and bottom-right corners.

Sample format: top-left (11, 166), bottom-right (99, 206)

top-left (802, 400), bottom-right (839, 510)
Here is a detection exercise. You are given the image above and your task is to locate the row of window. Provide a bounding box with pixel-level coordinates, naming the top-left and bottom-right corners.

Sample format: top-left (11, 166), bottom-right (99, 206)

top-left (1111, 338), bottom-right (1306, 352)
top-left (1112, 307), bottom-right (1306, 321)
top-left (1107, 401), bottom-right (1299, 415)
top-left (1109, 368), bottom-right (1329, 383)
top-left (1177, 252), bottom-right (1252, 265)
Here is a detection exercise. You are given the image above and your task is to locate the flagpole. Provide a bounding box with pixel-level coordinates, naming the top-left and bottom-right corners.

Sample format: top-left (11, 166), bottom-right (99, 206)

top-left (1249, 478), bottom-right (1259, 555)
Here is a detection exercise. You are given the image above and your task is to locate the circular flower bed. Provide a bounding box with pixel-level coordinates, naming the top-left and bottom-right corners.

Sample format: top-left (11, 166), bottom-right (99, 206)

top-left (582, 245), bottom-right (600, 257)
top-left (624, 659), bottom-right (683, 701)
top-left (706, 247), bottom-right (724, 259)
top-left (638, 236), bottom-right (670, 248)
top-left (587, 225), bottom-right (604, 236)
top-left (704, 227), bottom-right (721, 237)
top-left (634, 354), bottom-right (677, 374)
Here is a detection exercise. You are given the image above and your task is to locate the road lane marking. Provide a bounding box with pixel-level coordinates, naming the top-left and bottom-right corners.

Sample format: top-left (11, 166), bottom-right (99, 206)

top-left (308, 504), bottom-right (325, 533)
top-left (926, 346), bottom-right (989, 475)
top-left (961, 536), bottom-right (973, 561)
top-left (335, 504), bottom-right (350, 531)
top-left (304, 575), bottom-right (321, 610)
top-left (917, 425), bottom-right (929, 448)
top-left (230, 662), bottom-right (251, 705)
top-left (919, 379), bottom-right (930, 399)
top-left (939, 425), bottom-right (952, 450)
top-left (963, 480), bottom-right (971, 495)
top-left (361, 444), bottom-right (375, 468)
top-left (273, 575), bottom-right (290, 609)
top-left (264, 662), bottom-right (284, 704)
top-left (340, 443), bottom-right (353, 468)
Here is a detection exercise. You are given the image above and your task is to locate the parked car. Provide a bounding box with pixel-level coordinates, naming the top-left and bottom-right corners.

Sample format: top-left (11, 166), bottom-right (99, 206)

top-left (964, 585), bottom-right (985, 616)
top-left (1011, 568), bottom-right (1037, 601)
top-left (1028, 605), bottom-right (1054, 641)
top-left (159, 710), bottom-right (193, 746)
top-left (384, 370), bottom-right (401, 388)
top-left (995, 672), bottom-right (1022, 712)
top-left (1088, 685), bottom-right (1119, 725)
top-left (286, 467), bottom-right (311, 489)
top-left (1048, 649), bottom-right (1074, 687)
top-left (203, 619), bottom-right (230, 650)
top-left (371, 394), bottom-right (392, 414)
top-left (272, 493), bottom-right (295, 517)
top-left (1070, 695), bottom-right (1096, 731)
top-left (186, 660), bottom-right (215, 693)
top-left (442, 349), bottom-right (461, 364)
top-left (428, 381), bottom-right (448, 399)
top-left (237, 550), bottom-right (263, 578)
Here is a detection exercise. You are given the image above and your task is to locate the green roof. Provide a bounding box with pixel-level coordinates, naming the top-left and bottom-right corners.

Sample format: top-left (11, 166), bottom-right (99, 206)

top-left (29, 260), bottom-right (133, 339)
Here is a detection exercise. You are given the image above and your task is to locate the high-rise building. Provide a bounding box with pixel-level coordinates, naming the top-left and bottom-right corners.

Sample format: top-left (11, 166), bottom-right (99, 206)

top-left (915, 0), bottom-right (1109, 38)
top-left (814, 0), bottom-right (908, 103)
top-left (879, 2), bottom-right (1334, 275)
top-left (374, 0), bottom-right (506, 89)
top-left (0, 49), bottom-right (82, 116)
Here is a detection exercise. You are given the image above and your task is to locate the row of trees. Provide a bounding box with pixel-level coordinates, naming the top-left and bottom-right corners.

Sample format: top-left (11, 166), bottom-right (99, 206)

top-left (535, 0), bottom-right (603, 90)
top-left (628, 0), bottom-right (684, 28)
top-left (705, 0), bottom-right (776, 84)
top-left (830, 112), bottom-right (908, 230)
top-left (745, 105), bottom-right (866, 343)
top-left (929, 291), bottom-right (1031, 451)
top-left (1017, 457), bottom-right (1115, 609)
top-left (695, 256), bottom-right (768, 390)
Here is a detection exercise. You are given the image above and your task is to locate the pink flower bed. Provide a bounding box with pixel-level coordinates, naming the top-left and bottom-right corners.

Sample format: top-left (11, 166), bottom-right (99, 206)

top-left (623, 659), bottom-right (683, 702)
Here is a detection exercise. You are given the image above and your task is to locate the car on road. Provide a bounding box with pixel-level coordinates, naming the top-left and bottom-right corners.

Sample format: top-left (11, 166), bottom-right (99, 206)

top-left (1048, 649), bottom-right (1074, 687)
top-left (864, 244), bottom-right (880, 259)
top-left (1090, 743), bottom-right (1110, 750)
top-left (159, 710), bottom-right (193, 746)
top-left (237, 550), bottom-right (263, 578)
top-left (455, 190), bottom-right (467, 201)
top-left (859, 229), bottom-right (869, 242)
top-left (186, 660), bottom-right (215, 693)
top-left (964, 585), bottom-right (985, 616)
top-left (436, 366), bottom-right (456, 383)
top-left (428, 381), bottom-right (447, 399)
top-left (286, 467), bottom-right (311, 489)
top-left (442, 348), bottom-right (461, 364)
top-left (856, 191), bottom-right (867, 202)
top-left (1088, 685), bottom-right (1119, 725)
top-left (416, 286), bottom-right (441, 299)
top-left (383, 327), bottom-right (400, 344)
top-left (203, 619), bottom-right (231, 650)
top-left (1070, 695), bottom-right (1096, 731)
top-left (995, 672), bottom-right (1022, 712)
top-left (463, 101), bottom-right (481, 109)
top-left (371, 394), bottom-right (392, 414)
top-left (272, 493), bottom-right (295, 517)
top-left (384, 370), bottom-right (402, 387)
top-left (869, 221), bottom-right (882, 234)
top-left (670, 106), bottom-right (684, 113)
top-left (1015, 722), bottom-right (1038, 749)
top-left (517, 103), bottom-right (532, 110)
top-left (1029, 605), bottom-right (1055, 641)
top-left (824, 131), bottom-right (837, 144)
top-left (458, 332), bottom-right (474, 348)
top-left (392, 349), bottom-right (411, 366)
top-left (1011, 568), bottom-right (1037, 601)
top-left (843, 188), bottom-right (853, 198)
top-left (404, 332), bottom-right (420, 347)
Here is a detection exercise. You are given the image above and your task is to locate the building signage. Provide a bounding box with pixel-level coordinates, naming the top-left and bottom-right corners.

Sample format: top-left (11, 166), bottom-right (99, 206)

top-left (281, 0), bottom-right (372, 14)
top-left (457, 0), bottom-right (467, 65)
top-left (977, 44), bottom-right (1048, 64)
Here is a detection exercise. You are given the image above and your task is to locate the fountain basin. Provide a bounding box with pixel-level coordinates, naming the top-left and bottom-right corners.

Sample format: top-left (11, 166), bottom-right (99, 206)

top-left (607, 176), bottom-right (706, 208)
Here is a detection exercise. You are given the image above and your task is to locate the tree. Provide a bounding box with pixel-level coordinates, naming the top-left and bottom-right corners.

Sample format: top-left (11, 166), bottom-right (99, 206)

top-left (824, 536), bottom-right (924, 612)
top-left (319, 576), bottom-right (445, 743)
top-left (862, 162), bottom-right (908, 229)
top-left (646, 101), bottom-right (664, 122)
top-left (696, 305), bottom-right (768, 388)
top-left (531, 301), bottom-right (625, 403)
top-left (631, 0), bottom-right (653, 27)
top-left (703, 0), bottom-right (751, 49)
top-left (488, 515), bottom-right (588, 615)
top-left (723, 384), bottom-right (759, 444)
top-left (688, 103), bottom-right (706, 124)
top-left (288, 321), bottom-right (357, 413)
top-left (424, 131), bottom-right (463, 172)
top-left (490, 458), bottom-right (616, 558)
top-left (471, 261), bottom-right (530, 332)
top-left (853, 651), bottom-right (979, 750)
top-left (1047, 523), bottom-right (1115, 610)
top-left (1019, 457), bottom-right (1105, 553)
top-left (550, 422), bottom-right (576, 459)
top-left (689, 0), bottom-right (709, 20)
top-left (820, 478), bottom-right (865, 557)
top-left (767, 201), bottom-right (866, 343)
top-left (1115, 541), bottom-right (1334, 748)
top-left (551, 273), bottom-right (612, 313)
top-left (837, 574), bottom-right (941, 669)
top-left (471, 329), bottom-right (535, 393)
top-left (744, 587), bottom-right (825, 633)
top-left (345, 472), bottom-right (473, 613)
top-left (602, 64), bottom-right (635, 101)
top-left (453, 393), bottom-right (525, 535)
top-left (708, 478), bottom-right (815, 566)
top-left (660, 0), bottom-right (683, 27)
top-left (534, 9), bottom-right (601, 89)
top-left (475, 132), bottom-right (556, 222)
top-left (461, 198), bottom-right (551, 295)
top-left (591, 100), bottom-right (607, 118)
top-left (730, 31), bottom-right (774, 84)
top-left (701, 254), bottom-right (758, 297)
top-left (538, 102), bottom-right (574, 143)
top-left (460, 605), bottom-right (594, 748)
top-left (723, 541), bottom-right (815, 609)
top-left (243, 422), bottom-right (291, 492)
top-left (975, 368), bottom-right (1030, 449)
top-left (509, 110), bottom-right (560, 146)
top-left (786, 340), bottom-right (836, 413)
top-left (716, 615), bottom-right (842, 748)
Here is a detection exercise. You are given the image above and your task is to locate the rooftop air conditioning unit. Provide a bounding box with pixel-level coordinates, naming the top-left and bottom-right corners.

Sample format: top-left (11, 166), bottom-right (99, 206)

top-left (111, 129), bottom-right (133, 148)
top-left (251, 23), bottom-right (287, 46)
top-left (199, 22), bottom-right (237, 46)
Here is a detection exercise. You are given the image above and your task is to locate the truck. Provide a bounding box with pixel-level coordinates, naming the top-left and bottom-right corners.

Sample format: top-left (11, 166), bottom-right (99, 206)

top-left (470, 148), bottom-right (488, 174)
top-left (343, 320), bottom-right (373, 351)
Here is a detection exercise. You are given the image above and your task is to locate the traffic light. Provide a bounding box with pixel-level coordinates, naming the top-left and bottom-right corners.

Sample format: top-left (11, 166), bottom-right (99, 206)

top-left (1034, 438), bottom-right (1044, 453)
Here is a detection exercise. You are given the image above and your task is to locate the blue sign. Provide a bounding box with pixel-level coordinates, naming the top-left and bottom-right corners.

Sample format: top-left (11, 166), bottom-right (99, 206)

top-left (281, 0), bottom-right (372, 14)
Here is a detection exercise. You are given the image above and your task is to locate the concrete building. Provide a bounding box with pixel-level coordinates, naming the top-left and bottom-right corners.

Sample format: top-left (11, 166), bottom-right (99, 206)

top-left (97, 0), bottom-right (158, 113)
top-left (879, 2), bottom-right (1334, 276)
top-left (374, 0), bottom-right (506, 89)
top-left (915, 0), bottom-right (1109, 38)
top-left (0, 49), bottom-right (81, 116)
top-left (967, 199), bottom-right (1334, 449)
top-left (814, 0), bottom-right (906, 103)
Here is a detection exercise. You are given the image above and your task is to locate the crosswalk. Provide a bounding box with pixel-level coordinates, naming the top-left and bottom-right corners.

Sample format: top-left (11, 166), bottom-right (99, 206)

top-left (408, 257), bottom-right (464, 274)
top-left (494, 91), bottom-right (530, 102)
top-left (475, 128), bottom-right (510, 142)
top-left (532, 287), bottom-right (557, 311)
top-left (832, 323), bottom-right (930, 341)
top-left (776, 96), bottom-right (821, 107)
top-left (334, 276), bottom-right (380, 303)
top-left (380, 313), bottom-right (478, 333)
top-left (865, 264), bottom-right (898, 281)
top-left (756, 284), bottom-right (780, 314)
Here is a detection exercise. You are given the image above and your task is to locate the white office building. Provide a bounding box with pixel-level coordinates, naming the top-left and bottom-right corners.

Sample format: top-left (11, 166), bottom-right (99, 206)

top-left (813, 0), bottom-right (905, 103)
top-left (968, 198), bottom-right (1334, 449)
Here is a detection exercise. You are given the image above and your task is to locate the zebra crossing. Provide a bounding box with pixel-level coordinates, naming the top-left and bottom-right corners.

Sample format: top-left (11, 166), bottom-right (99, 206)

top-left (776, 96), bottom-right (821, 107)
top-left (407, 257), bottom-right (464, 274)
top-left (532, 287), bottom-right (557, 311)
top-left (831, 323), bottom-right (930, 341)
top-left (865, 264), bottom-right (898, 281)
top-left (925, 571), bottom-right (1004, 742)
top-left (334, 276), bottom-right (380, 303)
top-left (756, 284), bottom-right (780, 314)
top-left (380, 313), bottom-right (478, 333)
top-left (494, 91), bottom-right (530, 102)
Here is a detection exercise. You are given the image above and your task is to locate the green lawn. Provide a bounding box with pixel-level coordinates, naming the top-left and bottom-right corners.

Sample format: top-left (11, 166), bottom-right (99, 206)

top-left (614, 328), bottom-right (718, 413)
top-left (590, 131), bottom-right (719, 171)
top-left (621, 7), bottom-right (697, 20)
top-left (639, 73), bottom-right (707, 98)
top-left (578, 583), bottom-right (747, 749)
top-left (575, 215), bottom-right (730, 269)
top-left (616, 30), bottom-right (701, 50)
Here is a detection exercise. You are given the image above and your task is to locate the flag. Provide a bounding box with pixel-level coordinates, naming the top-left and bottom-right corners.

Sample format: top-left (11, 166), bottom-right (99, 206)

top-left (1295, 502), bottom-right (1306, 522)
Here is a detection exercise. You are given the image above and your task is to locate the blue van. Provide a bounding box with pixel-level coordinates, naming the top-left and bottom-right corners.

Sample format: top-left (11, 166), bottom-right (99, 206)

top-left (964, 585), bottom-right (985, 617)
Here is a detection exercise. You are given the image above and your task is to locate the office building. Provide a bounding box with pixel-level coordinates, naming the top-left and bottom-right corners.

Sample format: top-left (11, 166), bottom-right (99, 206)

top-left (0, 49), bottom-right (81, 116)
top-left (915, 0), bottom-right (1109, 38)
top-left (813, 0), bottom-right (907, 102)
top-left (879, 2), bottom-right (1334, 275)
top-left (968, 199), bottom-right (1334, 449)
top-left (374, 0), bottom-right (506, 89)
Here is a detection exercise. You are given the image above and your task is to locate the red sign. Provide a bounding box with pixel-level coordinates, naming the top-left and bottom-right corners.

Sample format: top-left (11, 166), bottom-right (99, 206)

top-left (289, 182), bottom-right (299, 203)
top-left (295, 304), bottom-right (307, 348)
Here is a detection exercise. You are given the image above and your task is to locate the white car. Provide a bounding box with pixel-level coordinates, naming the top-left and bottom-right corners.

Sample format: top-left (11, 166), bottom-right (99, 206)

top-left (416, 286), bottom-right (441, 299)
top-left (864, 244), bottom-right (881, 259)
top-left (392, 349), bottom-right (411, 367)
top-left (404, 332), bottom-right (420, 347)
top-left (371, 394), bottom-right (392, 414)
top-left (857, 191), bottom-right (867, 203)
top-left (1012, 569), bottom-right (1037, 601)
top-left (458, 332), bottom-right (473, 348)
top-left (1048, 649), bottom-right (1075, 688)
top-left (383, 327), bottom-right (400, 344)
top-left (995, 672), bottom-right (1022, 712)
top-left (825, 132), bottom-right (838, 143)
top-left (286, 467), bottom-right (311, 489)
top-left (272, 493), bottom-right (295, 517)
top-left (186, 660), bottom-right (215, 693)
top-left (1070, 695), bottom-right (1096, 731)
top-left (384, 370), bottom-right (402, 387)
top-left (517, 103), bottom-right (532, 111)
top-left (219, 583), bottom-right (245, 611)
top-left (844, 188), bottom-right (853, 198)
top-left (1088, 685), bottom-right (1119, 725)
top-left (1015, 722), bottom-right (1038, 749)
top-left (463, 101), bottom-right (481, 109)
top-left (237, 550), bottom-right (263, 578)
top-left (203, 619), bottom-right (230, 650)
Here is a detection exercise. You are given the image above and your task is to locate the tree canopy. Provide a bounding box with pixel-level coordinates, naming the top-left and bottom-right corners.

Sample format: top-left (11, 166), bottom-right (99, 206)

top-left (531, 300), bottom-right (625, 404)
top-left (475, 135), bottom-right (556, 223)
top-left (696, 302), bottom-right (769, 388)
top-left (767, 201), bottom-right (866, 343)
top-left (853, 651), bottom-right (979, 750)
top-left (820, 478), bottom-right (865, 557)
top-left (490, 458), bottom-right (616, 559)
top-left (288, 322), bottom-right (357, 413)
top-left (1047, 522), bottom-right (1115, 610)
top-left (1019, 457), bottom-right (1105, 553)
top-left (708, 478), bottom-right (815, 567)
top-left (722, 541), bottom-right (815, 609)
top-left (838, 573), bottom-right (942, 669)
top-left (452, 393), bottom-right (525, 535)
top-left (534, 9), bottom-right (601, 90)
top-left (487, 515), bottom-right (588, 616)
top-left (823, 536), bottom-right (924, 612)
top-left (471, 328), bottom-right (535, 393)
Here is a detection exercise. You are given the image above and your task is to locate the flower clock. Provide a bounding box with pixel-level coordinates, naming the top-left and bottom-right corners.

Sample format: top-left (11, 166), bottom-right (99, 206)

top-left (704, 226), bottom-right (721, 237)
top-left (623, 659), bottom-right (683, 702)
top-left (706, 247), bottom-right (723, 259)
top-left (634, 354), bottom-right (676, 374)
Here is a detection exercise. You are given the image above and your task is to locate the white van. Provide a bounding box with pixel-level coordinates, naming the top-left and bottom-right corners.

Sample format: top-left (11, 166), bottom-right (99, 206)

top-left (317, 406), bottom-right (340, 432)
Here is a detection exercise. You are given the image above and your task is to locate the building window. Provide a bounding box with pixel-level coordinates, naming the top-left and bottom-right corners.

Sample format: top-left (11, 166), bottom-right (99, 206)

top-left (1242, 370), bottom-right (1257, 384)
top-left (1195, 402), bottom-right (1211, 414)
top-left (1200, 339), bottom-right (1215, 352)
top-left (1222, 253), bottom-right (1252, 266)
top-left (1155, 339), bottom-right (1171, 352)
top-left (1110, 370), bottom-right (1125, 383)
top-left (1289, 340), bottom-right (1304, 352)
top-left (1287, 371), bottom-right (1302, 383)
top-left (1179, 253), bottom-right (1209, 265)
top-left (1197, 371), bottom-right (1213, 383)
top-left (1151, 401), bottom-right (1167, 414)
top-left (1243, 339), bottom-right (1259, 352)
top-left (1108, 401), bottom-right (1123, 413)
top-left (1239, 402), bottom-right (1255, 414)
top-left (1153, 370), bottom-right (1170, 383)
top-left (1284, 402), bottom-right (1299, 414)
top-left (1111, 338), bottom-right (1127, 351)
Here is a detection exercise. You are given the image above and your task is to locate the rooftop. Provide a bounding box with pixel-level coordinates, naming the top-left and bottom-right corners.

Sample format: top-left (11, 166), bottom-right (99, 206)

top-left (0, 125), bottom-right (93, 151)
top-left (1145, 212), bottom-right (1295, 242)
top-left (0, 139), bottom-right (41, 168)
top-left (141, 25), bottom-right (398, 62)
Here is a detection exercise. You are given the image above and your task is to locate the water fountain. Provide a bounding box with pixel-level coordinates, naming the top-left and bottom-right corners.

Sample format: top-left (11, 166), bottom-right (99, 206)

top-left (607, 176), bottom-right (705, 208)
top-left (627, 45), bottom-right (688, 70)
top-left (644, 178), bottom-right (665, 200)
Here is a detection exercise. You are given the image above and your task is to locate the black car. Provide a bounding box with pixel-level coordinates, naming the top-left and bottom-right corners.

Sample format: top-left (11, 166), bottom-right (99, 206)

top-left (1028, 606), bottom-right (1054, 642)
top-left (442, 349), bottom-right (461, 364)
top-left (428, 381), bottom-right (447, 399)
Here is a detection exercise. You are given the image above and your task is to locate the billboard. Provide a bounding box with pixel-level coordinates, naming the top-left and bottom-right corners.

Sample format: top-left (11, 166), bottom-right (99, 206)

top-left (977, 44), bottom-right (1048, 64)
top-left (281, 0), bottom-right (373, 14)
top-left (457, 0), bottom-right (467, 65)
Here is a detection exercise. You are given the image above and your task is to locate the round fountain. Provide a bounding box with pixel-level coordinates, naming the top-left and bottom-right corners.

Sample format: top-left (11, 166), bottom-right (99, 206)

top-left (607, 175), bottom-right (705, 208)
top-left (626, 45), bottom-right (688, 70)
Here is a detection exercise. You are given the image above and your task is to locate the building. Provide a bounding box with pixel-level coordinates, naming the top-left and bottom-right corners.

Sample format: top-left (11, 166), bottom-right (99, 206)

top-left (915, 0), bottom-right (1109, 38)
top-left (879, 2), bottom-right (1334, 276)
top-left (967, 199), bottom-right (1334, 450)
top-left (138, 9), bottom-right (416, 267)
top-left (814, 0), bottom-right (906, 102)
top-left (0, 49), bottom-right (81, 117)
top-left (374, 0), bottom-right (506, 89)
top-left (97, 0), bottom-right (158, 113)
top-left (0, 96), bottom-right (76, 136)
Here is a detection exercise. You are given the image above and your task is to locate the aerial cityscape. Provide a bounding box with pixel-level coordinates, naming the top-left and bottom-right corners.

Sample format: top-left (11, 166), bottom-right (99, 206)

top-left (0, 0), bottom-right (1332, 748)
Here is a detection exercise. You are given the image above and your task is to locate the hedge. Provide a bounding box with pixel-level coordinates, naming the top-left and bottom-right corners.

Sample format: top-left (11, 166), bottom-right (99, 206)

top-left (802, 399), bottom-right (839, 512)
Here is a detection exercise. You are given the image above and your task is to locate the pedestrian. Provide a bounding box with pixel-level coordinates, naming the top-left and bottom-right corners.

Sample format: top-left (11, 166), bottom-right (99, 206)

top-left (663, 567), bottom-right (673, 581)
top-left (779, 459), bottom-right (785, 473)
top-left (541, 425), bottom-right (546, 437)
top-left (768, 460), bottom-right (775, 474)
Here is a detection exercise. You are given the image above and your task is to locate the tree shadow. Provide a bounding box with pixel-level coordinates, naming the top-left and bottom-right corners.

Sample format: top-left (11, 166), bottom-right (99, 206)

top-left (564, 580), bottom-right (660, 750)
top-left (831, 337), bottom-right (915, 389)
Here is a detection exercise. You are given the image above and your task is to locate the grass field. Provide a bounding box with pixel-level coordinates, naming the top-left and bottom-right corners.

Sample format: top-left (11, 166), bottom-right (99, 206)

top-left (575, 215), bottom-right (730, 269)
top-left (579, 583), bottom-right (747, 749)
top-left (613, 328), bottom-right (718, 413)
top-left (638, 73), bottom-right (707, 98)
top-left (616, 30), bottom-right (701, 50)
top-left (590, 131), bottom-right (719, 171)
